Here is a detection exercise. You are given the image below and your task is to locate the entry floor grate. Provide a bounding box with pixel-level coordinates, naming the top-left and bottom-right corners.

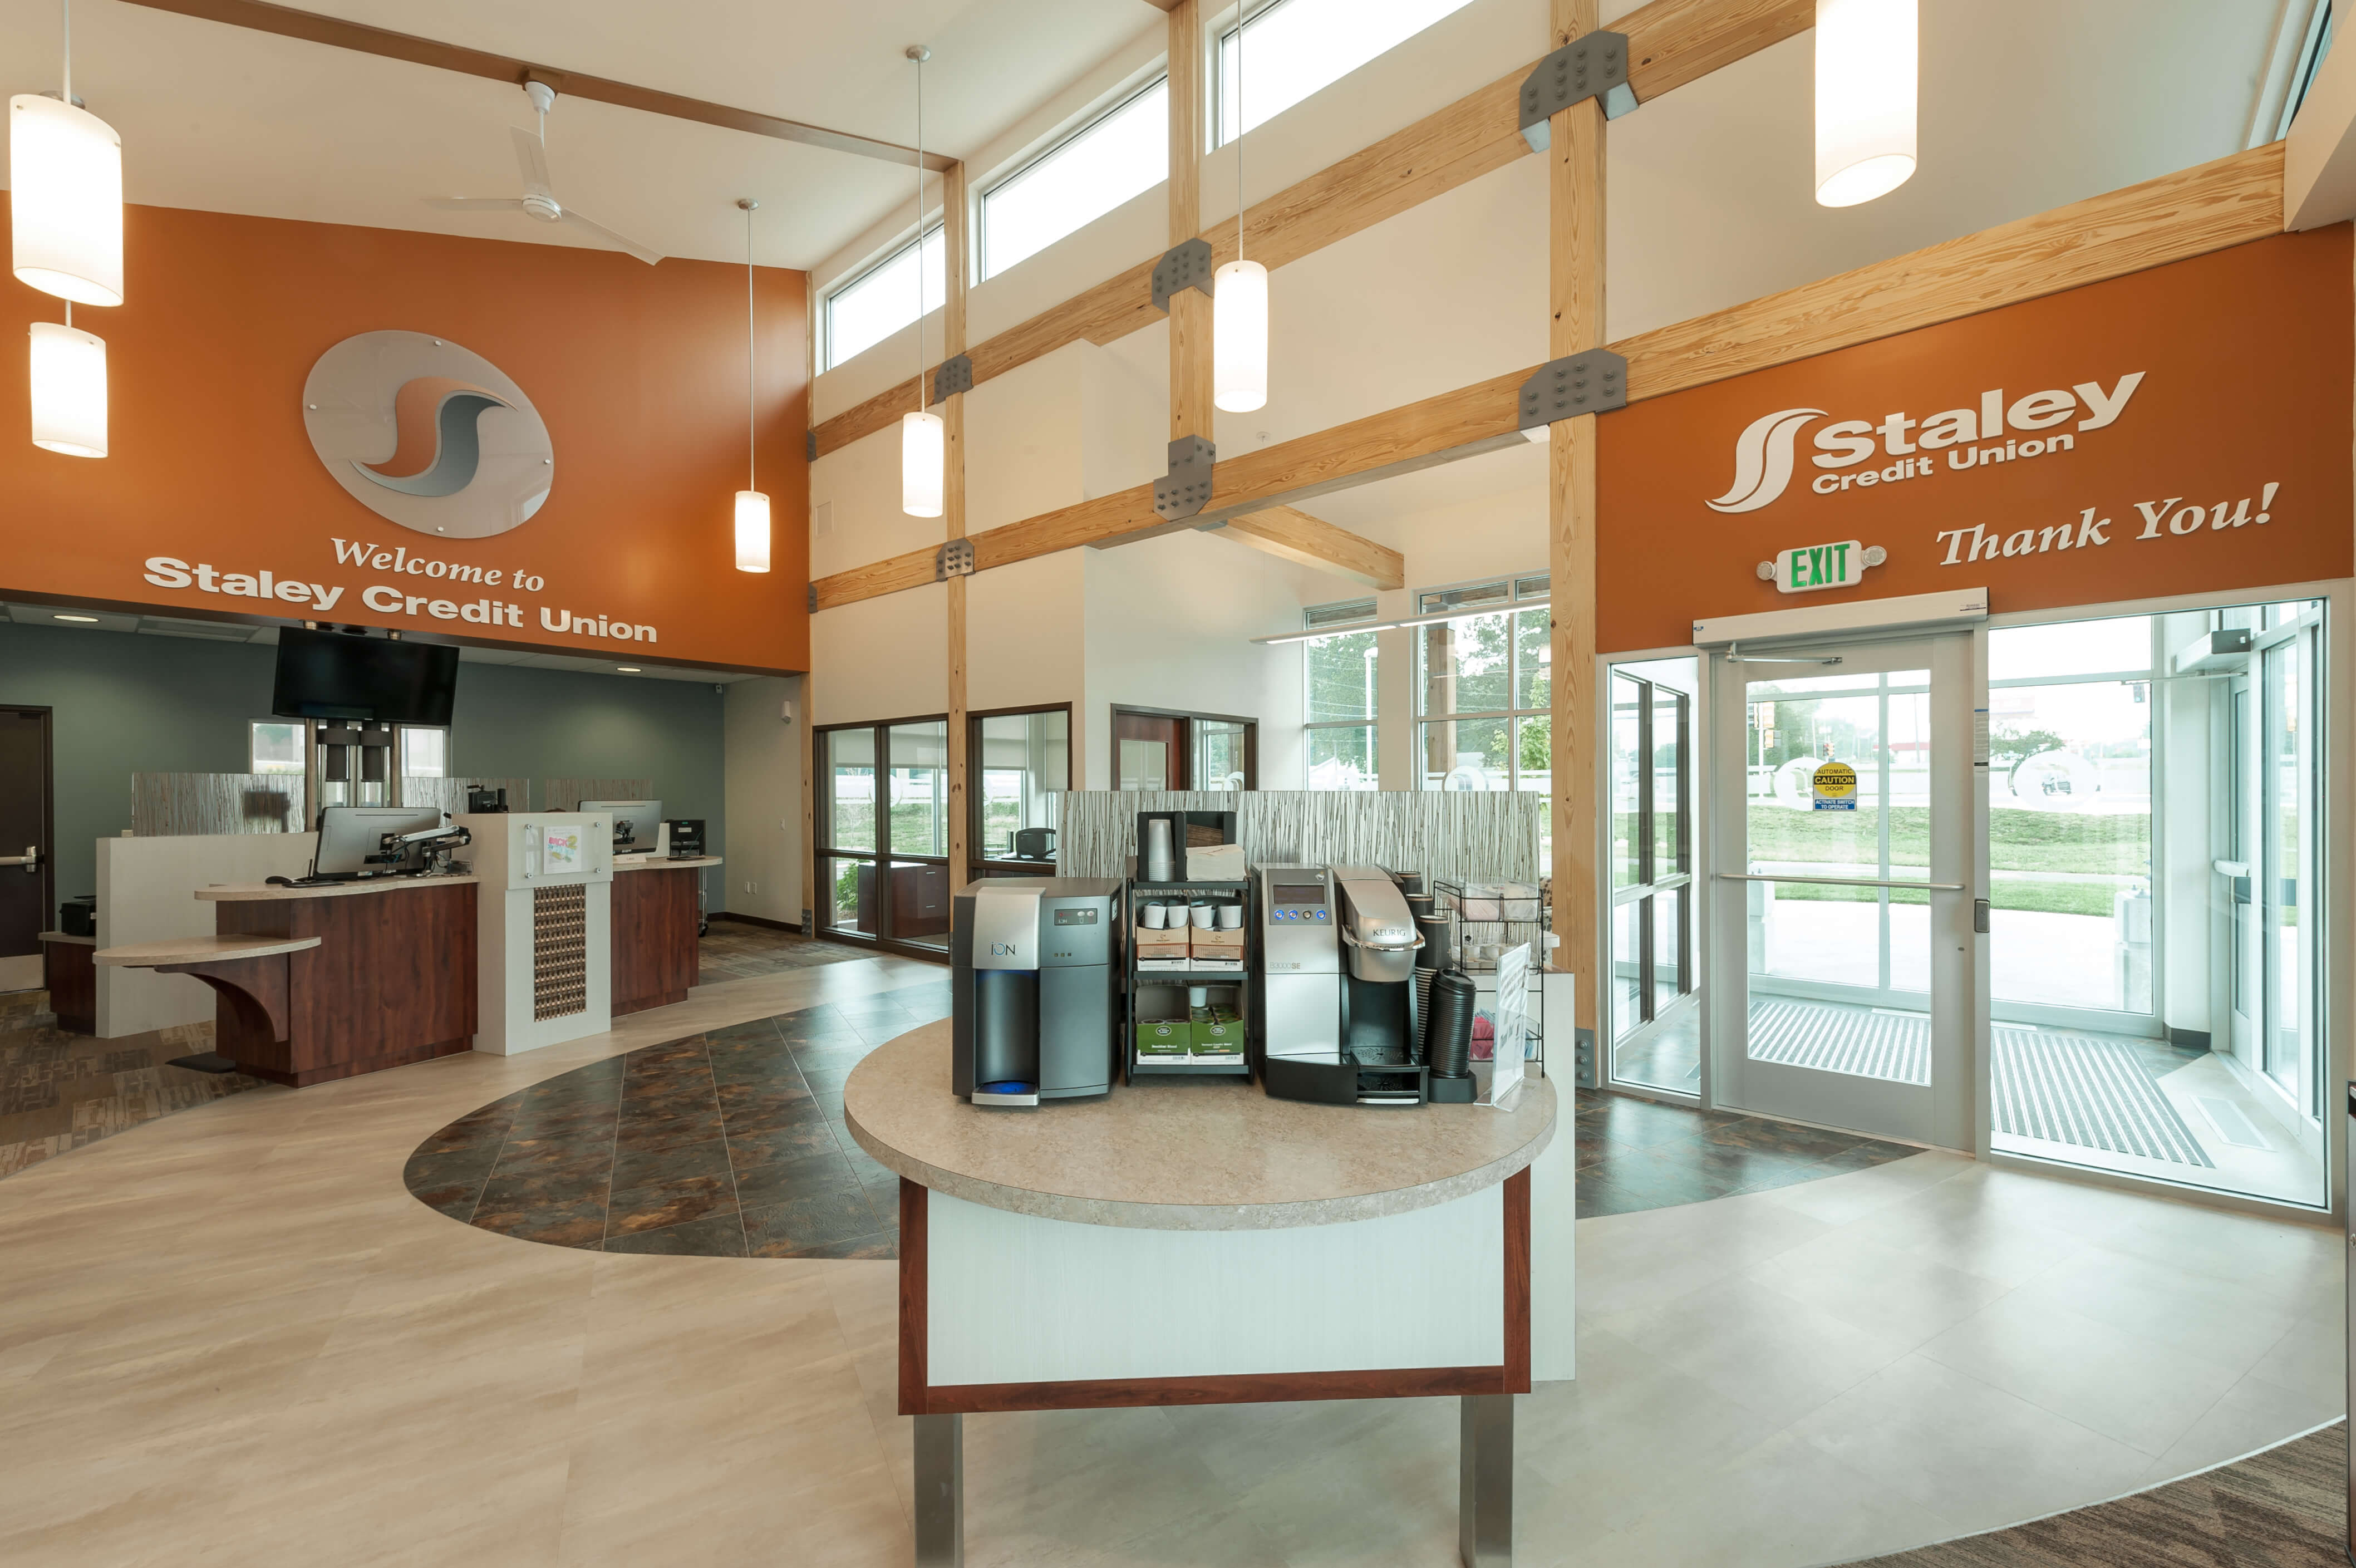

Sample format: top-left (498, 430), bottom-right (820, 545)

top-left (1747, 999), bottom-right (2214, 1168)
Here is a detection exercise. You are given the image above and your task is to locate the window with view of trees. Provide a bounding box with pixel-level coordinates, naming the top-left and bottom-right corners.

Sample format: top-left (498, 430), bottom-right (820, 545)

top-left (1414, 575), bottom-right (1550, 796)
top-left (1305, 621), bottom-right (1379, 790)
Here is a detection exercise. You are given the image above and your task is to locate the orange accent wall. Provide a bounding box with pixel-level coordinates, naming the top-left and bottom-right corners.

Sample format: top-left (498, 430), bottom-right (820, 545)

top-left (0, 196), bottom-right (809, 674)
top-left (1597, 227), bottom-right (2353, 652)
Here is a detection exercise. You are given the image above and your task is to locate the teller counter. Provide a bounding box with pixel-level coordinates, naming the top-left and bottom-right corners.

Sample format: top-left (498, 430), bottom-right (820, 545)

top-left (96, 877), bottom-right (478, 1087)
top-left (611, 856), bottom-right (721, 1016)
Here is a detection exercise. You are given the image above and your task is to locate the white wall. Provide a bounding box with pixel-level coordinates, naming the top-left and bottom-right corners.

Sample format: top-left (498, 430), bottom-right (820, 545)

top-left (1082, 531), bottom-right (1309, 790)
top-left (799, 0), bottom-right (2284, 816)
top-left (722, 675), bottom-right (804, 926)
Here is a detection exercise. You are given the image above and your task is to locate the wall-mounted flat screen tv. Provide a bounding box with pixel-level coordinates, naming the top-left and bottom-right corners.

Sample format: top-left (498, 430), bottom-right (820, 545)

top-left (271, 628), bottom-right (459, 726)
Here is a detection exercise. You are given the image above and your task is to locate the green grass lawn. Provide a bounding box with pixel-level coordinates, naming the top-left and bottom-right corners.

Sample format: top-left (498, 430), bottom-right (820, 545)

top-left (1768, 881), bottom-right (2122, 917)
top-left (1740, 805), bottom-right (2148, 876)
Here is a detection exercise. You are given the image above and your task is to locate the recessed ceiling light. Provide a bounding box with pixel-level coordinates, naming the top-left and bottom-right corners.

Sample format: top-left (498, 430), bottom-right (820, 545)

top-left (616, 666), bottom-right (641, 674)
top-left (52, 613), bottom-right (100, 623)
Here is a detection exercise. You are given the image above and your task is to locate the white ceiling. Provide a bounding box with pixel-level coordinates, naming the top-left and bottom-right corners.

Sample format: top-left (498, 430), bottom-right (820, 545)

top-left (2, 599), bottom-right (754, 681)
top-left (0, 0), bottom-right (1162, 268)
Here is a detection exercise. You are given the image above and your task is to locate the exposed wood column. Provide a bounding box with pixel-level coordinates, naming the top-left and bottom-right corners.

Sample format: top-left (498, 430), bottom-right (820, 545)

top-left (943, 160), bottom-right (971, 894)
top-left (1167, 0), bottom-right (1215, 446)
top-left (1548, 0), bottom-right (1604, 1040)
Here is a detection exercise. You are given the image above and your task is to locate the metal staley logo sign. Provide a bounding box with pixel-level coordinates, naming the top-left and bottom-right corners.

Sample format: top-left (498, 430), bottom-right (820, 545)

top-left (301, 330), bottom-right (555, 540)
top-left (1705, 374), bottom-right (2146, 515)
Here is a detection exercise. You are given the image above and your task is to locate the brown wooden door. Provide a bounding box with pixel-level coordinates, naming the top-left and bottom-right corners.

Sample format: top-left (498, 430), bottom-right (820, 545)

top-left (0, 707), bottom-right (52, 993)
top-left (1113, 711), bottom-right (1186, 791)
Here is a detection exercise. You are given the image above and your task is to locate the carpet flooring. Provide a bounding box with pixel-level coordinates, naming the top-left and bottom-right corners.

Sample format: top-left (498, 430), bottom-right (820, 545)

top-left (697, 918), bottom-right (872, 983)
top-left (1842, 1420), bottom-right (2348, 1566)
top-left (0, 1010), bottom-right (266, 1178)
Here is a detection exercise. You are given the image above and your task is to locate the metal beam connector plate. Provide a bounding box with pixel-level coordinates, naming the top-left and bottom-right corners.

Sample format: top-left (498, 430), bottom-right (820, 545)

top-left (1150, 238), bottom-right (1215, 313)
top-left (1519, 351), bottom-right (1628, 427)
top-left (1518, 31), bottom-right (1636, 151)
top-left (1154, 435), bottom-right (1217, 522)
top-left (805, 428), bottom-right (817, 462)
top-left (929, 353), bottom-right (973, 405)
top-left (936, 538), bottom-right (976, 581)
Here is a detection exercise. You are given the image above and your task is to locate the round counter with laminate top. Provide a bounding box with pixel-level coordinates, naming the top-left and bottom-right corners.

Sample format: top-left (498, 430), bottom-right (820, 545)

top-left (844, 1018), bottom-right (1556, 1231)
top-left (849, 1016), bottom-right (1570, 1562)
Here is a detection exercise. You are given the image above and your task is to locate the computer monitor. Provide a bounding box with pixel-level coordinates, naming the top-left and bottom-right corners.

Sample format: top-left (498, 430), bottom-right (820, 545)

top-left (315, 805), bottom-right (446, 877)
top-left (579, 800), bottom-right (664, 856)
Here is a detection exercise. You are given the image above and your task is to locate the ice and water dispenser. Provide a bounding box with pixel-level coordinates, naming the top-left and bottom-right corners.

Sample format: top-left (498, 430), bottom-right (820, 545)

top-left (951, 877), bottom-right (1121, 1106)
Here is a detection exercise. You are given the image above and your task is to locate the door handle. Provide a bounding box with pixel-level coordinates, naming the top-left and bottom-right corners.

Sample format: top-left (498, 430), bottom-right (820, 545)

top-left (0, 846), bottom-right (36, 872)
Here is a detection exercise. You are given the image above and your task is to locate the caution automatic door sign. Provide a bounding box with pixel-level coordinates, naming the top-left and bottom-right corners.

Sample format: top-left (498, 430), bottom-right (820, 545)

top-left (1811, 760), bottom-right (1858, 811)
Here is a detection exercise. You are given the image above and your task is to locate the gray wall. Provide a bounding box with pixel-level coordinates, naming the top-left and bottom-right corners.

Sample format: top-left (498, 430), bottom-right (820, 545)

top-left (0, 621), bottom-right (726, 915)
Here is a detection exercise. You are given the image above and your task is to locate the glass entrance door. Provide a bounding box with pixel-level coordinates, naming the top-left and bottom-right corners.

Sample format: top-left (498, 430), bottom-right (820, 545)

top-left (1707, 634), bottom-right (1974, 1148)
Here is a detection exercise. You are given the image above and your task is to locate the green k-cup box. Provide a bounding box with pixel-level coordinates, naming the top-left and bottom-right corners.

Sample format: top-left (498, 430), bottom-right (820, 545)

top-left (1192, 1013), bottom-right (1245, 1050)
top-left (1136, 1018), bottom-right (1190, 1056)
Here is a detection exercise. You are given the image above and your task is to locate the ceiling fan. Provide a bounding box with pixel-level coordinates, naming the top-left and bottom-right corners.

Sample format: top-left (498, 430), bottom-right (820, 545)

top-left (427, 81), bottom-right (661, 266)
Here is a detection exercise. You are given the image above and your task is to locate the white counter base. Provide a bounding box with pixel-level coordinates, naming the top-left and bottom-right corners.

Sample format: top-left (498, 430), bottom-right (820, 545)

top-left (928, 1183), bottom-right (1504, 1388)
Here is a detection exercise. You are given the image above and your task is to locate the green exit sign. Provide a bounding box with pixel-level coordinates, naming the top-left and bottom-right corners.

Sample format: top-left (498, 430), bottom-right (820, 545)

top-left (1772, 539), bottom-right (1876, 594)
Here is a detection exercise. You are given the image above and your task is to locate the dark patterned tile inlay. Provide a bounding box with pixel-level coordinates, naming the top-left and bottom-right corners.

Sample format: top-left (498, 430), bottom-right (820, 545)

top-left (406, 965), bottom-right (1919, 1254)
top-left (401, 975), bottom-right (950, 1258)
top-left (1573, 1088), bottom-right (1920, 1218)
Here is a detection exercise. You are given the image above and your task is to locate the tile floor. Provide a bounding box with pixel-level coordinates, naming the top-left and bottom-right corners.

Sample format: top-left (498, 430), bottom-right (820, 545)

top-left (0, 948), bottom-right (2340, 1566)
top-left (1575, 1085), bottom-right (1919, 1218)
top-left (404, 979), bottom-right (947, 1257)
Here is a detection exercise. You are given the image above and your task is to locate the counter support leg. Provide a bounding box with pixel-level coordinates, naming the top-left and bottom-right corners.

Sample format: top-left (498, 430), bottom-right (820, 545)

top-left (914, 1412), bottom-right (963, 1567)
top-left (1459, 1393), bottom-right (1513, 1567)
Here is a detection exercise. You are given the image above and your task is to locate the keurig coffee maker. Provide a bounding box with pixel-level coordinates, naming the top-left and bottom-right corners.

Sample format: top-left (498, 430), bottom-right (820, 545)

top-left (952, 878), bottom-right (1120, 1107)
top-left (1255, 865), bottom-right (1427, 1105)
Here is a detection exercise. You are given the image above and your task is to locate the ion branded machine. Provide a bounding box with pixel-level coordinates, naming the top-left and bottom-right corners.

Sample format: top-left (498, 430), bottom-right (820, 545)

top-left (952, 878), bottom-right (1120, 1106)
top-left (1256, 865), bottom-right (1425, 1104)
top-left (460, 812), bottom-right (614, 1055)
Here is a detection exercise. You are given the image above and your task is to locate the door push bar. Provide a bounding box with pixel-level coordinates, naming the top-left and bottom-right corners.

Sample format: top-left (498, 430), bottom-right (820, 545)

top-left (0, 845), bottom-right (37, 874)
top-left (1713, 872), bottom-right (1966, 893)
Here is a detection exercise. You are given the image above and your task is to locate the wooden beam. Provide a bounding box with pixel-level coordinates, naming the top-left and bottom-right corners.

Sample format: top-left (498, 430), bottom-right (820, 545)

top-left (810, 0), bottom-right (1812, 460)
top-left (811, 372), bottom-right (1523, 609)
top-left (943, 163), bottom-right (971, 896)
top-left (1209, 507), bottom-right (1406, 589)
top-left (813, 97), bottom-right (2288, 616)
top-left (1622, 0), bottom-right (1813, 100)
top-left (1168, 0), bottom-right (1215, 445)
top-left (1548, 0), bottom-right (1604, 1041)
top-left (1619, 141), bottom-right (2285, 403)
top-left (119, 0), bottom-right (952, 170)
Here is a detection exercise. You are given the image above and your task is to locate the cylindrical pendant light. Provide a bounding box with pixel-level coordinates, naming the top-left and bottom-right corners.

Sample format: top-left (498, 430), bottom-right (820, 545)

top-left (29, 318), bottom-right (107, 457)
top-left (1214, 18), bottom-right (1267, 413)
top-left (1814, 0), bottom-right (1917, 208)
top-left (900, 44), bottom-right (946, 519)
top-left (732, 197), bottom-right (770, 573)
top-left (1213, 260), bottom-right (1267, 412)
top-left (11, 3), bottom-right (124, 307)
top-left (901, 409), bottom-right (945, 518)
top-left (734, 489), bottom-right (771, 572)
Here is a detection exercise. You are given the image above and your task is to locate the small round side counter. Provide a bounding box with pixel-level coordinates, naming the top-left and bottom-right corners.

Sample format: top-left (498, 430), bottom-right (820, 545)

top-left (845, 1020), bottom-right (1571, 1568)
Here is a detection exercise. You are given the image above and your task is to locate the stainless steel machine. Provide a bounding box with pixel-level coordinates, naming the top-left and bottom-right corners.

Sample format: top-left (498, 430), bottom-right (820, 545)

top-left (952, 878), bottom-right (1120, 1107)
top-left (1256, 865), bottom-right (1425, 1105)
